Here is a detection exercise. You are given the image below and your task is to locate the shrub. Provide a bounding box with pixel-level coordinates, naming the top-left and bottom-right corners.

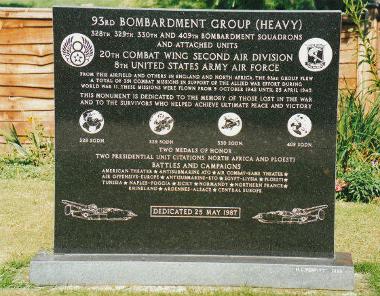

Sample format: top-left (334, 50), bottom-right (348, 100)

top-left (337, 158), bottom-right (380, 202)
top-left (337, 90), bottom-right (380, 173)
top-left (0, 119), bottom-right (54, 166)
top-left (336, 0), bottom-right (380, 202)
top-left (0, 2), bottom-right (33, 7)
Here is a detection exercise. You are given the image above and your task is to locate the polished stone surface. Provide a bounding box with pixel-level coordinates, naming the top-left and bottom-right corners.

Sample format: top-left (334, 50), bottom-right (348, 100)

top-left (30, 252), bottom-right (354, 290)
top-left (53, 7), bottom-right (341, 257)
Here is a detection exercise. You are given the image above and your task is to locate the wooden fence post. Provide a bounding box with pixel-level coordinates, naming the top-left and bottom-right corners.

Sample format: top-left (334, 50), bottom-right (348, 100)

top-left (357, 1), bottom-right (379, 108)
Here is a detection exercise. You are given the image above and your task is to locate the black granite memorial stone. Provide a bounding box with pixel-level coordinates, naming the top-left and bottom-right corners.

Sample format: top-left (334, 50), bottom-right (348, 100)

top-left (53, 7), bottom-right (341, 258)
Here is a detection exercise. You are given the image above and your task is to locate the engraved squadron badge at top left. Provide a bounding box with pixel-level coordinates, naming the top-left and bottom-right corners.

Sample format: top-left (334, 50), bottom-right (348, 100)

top-left (60, 33), bottom-right (94, 67)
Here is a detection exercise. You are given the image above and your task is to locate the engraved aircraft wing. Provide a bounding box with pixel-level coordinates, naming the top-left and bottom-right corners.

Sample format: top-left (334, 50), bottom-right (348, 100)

top-left (60, 36), bottom-right (73, 60)
top-left (82, 36), bottom-right (94, 59)
top-left (62, 199), bottom-right (86, 208)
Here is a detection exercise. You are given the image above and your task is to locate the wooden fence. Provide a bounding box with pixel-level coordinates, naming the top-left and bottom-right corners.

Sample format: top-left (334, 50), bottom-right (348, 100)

top-left (0, 8), bottom-right (53, 149)
top-left (0, 7), bottom-right (377, 149)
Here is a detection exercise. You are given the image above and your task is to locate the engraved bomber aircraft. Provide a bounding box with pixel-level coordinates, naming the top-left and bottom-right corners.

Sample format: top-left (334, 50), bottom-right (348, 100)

top-left (62, 200), bottom-right (137, 221)
top-left (154, 116), bottom-right (174, 133)
top-left (252, 205), bottom-right (328, 225)
top-left (221, 116), bottom-right (241, 130)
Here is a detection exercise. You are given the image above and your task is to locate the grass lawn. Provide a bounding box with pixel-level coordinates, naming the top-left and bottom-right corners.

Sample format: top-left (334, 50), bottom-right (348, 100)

top-left (0, 164), bottom-right (379, 295)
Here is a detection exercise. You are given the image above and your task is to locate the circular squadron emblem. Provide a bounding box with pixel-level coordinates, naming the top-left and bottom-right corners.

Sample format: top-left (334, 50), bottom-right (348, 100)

top-left (149, 111), bottom-right (174, 135)
top-left (287, 113), bottom-right (312, 138)
top-left (298, 38), bottom-right (332, 72)
top-left (218, 112), bottom-right (242, 137)
top-left (79, 109), bottom-right (104, 134)
top-left (60, 33), bottom-right (94, 67)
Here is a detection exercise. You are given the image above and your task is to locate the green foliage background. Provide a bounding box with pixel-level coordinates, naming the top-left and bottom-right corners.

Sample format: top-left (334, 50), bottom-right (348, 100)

top-left (137, 0), bottom-right (337, 9)
top-left (1, 0), bottom-right (345, 9)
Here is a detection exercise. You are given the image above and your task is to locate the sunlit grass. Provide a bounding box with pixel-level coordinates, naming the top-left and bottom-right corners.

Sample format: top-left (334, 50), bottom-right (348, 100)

top-left (355, 263), bottom-right (380, 295)
top-left (0, 162), bottom-right (54, 181)
top-left (335, 200), bottom-right (380, 263)
top-left (0, 283), bottom-right (375, 296)
top-left (0, 179), bottom-right (53, 265)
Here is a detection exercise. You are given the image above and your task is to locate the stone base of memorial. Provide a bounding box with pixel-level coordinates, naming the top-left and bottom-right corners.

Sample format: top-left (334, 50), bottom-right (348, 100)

top-left (30, 252), bottom-right (354, 290)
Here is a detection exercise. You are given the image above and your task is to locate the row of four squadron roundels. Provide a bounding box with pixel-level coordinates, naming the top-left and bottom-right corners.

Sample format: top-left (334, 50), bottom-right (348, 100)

top-left (79, 110), bottom-right (312, 138)
top-left (61, 33), bottom-right (333, 72)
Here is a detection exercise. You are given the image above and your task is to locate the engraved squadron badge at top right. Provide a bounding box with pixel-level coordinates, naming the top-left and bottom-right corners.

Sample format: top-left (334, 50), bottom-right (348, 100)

top-left (298, 38), bottom-right (332, 72)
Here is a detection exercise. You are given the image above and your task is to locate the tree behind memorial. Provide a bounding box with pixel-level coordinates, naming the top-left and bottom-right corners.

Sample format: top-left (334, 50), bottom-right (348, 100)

top-left (141, 0), bottom-right (265, 9)
top-left (265, 0), bottom-right (315, 9)
top-left (139, 0), bottom-right (342, 9)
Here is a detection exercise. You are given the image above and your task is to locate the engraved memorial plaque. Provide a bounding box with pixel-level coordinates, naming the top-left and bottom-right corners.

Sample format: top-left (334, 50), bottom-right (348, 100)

top-left (54, 8), bottom-right (341, 257)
